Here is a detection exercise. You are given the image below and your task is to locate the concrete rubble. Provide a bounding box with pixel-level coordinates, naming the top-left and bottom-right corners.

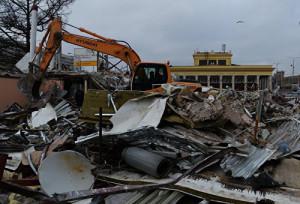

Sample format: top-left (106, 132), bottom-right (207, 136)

top-left (1, 78), bottom-right (300, 203)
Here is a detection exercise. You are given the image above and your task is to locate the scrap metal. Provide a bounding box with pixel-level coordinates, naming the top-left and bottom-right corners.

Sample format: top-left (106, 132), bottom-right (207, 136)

top-left (121, 147), bottom-right (172, 178)
top-left (38, 150), bottom-right (95, 196)
top-left (54, 148), bottom-right (234, 202)
top-left (1, 81), bottom-right (300, 203)
top-left (220, 146), bottom-right (276, 179)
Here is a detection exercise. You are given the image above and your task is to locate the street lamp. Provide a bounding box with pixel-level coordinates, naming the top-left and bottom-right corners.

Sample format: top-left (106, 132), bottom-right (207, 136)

top-left (289, 57), bottom-right (300, 76)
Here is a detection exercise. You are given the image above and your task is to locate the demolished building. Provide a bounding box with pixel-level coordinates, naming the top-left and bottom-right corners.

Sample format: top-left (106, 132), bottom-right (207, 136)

top-left (1, 78), bottom-right (300, 203)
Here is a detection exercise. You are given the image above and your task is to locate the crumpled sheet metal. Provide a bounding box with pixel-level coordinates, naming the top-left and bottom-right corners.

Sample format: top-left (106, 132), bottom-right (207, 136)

top-left (220, 116), bottom-right (300, 179)
top-left (72, 95), bottom-right (165, 142)
top-left (162, 125), bottom-right (224, 146)
top-left (267, 118), bottom-right (300, 159)
top-left (220, 146), bottom-right (276, 179)
top-left (76, 126), bottom-right (208, 157)
top-left (38, 150), bottom-right (95, 196)
top-left (105, 190), bottom-right (184, 204)
top-left (109, 95), bottom-right (168, 134)
top-left (54, 100), bottom-right (75, 118)
top-left (94, 170), bottom-right (300, 204)
top-left (29, 103), bottom-right (57, 128)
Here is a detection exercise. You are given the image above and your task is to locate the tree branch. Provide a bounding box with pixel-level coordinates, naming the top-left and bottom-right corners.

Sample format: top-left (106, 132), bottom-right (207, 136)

top-left (0, 27), bottom-right (20, 47)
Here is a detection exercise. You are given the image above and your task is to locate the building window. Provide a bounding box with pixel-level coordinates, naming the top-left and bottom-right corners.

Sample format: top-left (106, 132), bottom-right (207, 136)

top-left (208, 60), bottom-right (217, 65)
top-left (198, 76), bottom-right (207, 83)
top-left (218, 60), bottom-right (226, 65)
top-left (186, 76), bottom-right (196, 81)
top-left (199, 60), bottom-right (207, 66)
top-left (223, 76), bottom-right (232, 83)
top-left (211, 76), bottom-right (219, 83)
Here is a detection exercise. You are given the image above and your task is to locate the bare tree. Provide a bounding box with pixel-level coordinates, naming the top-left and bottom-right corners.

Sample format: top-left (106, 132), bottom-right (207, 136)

top-left (0, 0), bottom-right (75, 67)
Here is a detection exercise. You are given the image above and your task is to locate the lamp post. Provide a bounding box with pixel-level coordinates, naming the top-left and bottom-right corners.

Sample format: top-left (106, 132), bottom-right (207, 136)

top-left (290, 57), bottom-right (300, 76)
top-left (291, 59), bottom-right (295, 76)
top-left (289, 57), bottom-right (300, 86)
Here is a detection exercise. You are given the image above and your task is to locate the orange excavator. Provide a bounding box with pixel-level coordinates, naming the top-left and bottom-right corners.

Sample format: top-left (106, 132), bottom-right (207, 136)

top-left (28, 17), bottom-right (199, 97)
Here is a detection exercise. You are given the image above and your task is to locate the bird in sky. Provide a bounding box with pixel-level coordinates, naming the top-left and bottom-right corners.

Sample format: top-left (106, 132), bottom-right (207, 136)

top-left (236, 20), bottom-right (245, 23)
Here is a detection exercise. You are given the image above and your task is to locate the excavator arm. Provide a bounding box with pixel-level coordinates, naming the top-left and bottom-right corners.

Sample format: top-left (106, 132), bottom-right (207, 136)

top-left (26, 17), bottom-right (198, 98)
top-left (36, 18), bottom-right (141, 73)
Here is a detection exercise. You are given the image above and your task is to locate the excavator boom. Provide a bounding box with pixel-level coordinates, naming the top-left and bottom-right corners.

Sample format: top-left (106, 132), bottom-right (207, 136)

top-left (38, 18), bottom-right (141, 73)
top-left (25, 17), bottom-right (199, 98)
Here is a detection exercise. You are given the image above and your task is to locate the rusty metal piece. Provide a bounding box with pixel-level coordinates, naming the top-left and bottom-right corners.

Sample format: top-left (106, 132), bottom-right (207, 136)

top-left (38, 150), bottom-right (95, 196)
top-left (253, 90), bottom-right (264, 143)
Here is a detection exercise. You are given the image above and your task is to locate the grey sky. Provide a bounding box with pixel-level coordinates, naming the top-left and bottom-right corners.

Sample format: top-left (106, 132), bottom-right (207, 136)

top-left (60, 0), bottom-right (300, 75)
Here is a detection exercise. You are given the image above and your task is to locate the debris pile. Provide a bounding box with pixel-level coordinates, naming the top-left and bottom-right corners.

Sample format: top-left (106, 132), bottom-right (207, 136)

top-left (1, 85), bottom-right (300, 203)
top-left (90, 70), bottom-right (130, 90)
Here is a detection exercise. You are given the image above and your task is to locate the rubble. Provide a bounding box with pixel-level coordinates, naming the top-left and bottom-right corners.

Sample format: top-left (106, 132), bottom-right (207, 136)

top-left (1, 84), bottom-right (300, 203)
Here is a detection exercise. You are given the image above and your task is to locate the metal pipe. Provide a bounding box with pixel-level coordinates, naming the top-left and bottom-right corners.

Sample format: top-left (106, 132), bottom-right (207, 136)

top-left (150, 150), bottom-right (179, 159)
top-left (98, 107), bottom-right (103, 163)
top-left (108, 93), bottom-right (117, 113)
top-left (122, 147), bottom-right (172, 178)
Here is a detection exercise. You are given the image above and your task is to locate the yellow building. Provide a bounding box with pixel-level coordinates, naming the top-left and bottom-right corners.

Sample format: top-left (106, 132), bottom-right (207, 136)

top-left (171, 51), bottom-right (274, 91)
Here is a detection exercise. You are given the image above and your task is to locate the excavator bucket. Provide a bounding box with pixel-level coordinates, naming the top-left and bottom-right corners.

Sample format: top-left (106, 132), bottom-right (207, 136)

top-left (31, 79), bottom-right (42, 99)
top-left (16, 53), bottom-right (44, 99)
top-left (18, 72), bottom-right (42, 99)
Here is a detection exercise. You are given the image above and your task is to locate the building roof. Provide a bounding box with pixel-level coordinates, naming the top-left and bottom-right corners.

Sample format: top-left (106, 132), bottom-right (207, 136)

top-left (171, 65), bottom-right (274, 76)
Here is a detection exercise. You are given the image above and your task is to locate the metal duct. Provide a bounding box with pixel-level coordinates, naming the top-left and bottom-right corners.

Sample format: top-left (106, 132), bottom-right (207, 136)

top-left (122, 147), bottom-right (172, 178)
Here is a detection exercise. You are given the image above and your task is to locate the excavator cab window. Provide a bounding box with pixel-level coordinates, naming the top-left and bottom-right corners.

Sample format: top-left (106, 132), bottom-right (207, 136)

top-left (132, 63), bottom-right (168, 91)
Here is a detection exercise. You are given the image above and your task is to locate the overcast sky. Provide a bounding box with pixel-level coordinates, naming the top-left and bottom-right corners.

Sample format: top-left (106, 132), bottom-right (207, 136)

top-left (59, 0), bottom-right (300, 75)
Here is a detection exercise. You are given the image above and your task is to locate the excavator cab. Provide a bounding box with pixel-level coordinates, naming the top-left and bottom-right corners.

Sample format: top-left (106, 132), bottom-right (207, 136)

top-left (132, 63), bottom-right (169, 91)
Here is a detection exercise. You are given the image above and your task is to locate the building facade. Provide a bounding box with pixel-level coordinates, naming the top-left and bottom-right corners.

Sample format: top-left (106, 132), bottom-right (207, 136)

top-left (171, 51), bottom-right (274, 91)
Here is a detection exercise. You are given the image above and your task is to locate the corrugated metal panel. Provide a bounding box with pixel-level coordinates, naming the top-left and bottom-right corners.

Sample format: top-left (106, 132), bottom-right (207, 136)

top-left (268, 118), bottom-right (300, 159)
top-left (221, 117), bottom-right (300, 179)
top-left (105, 190), bottom-right (184, 204)
top-left (220, 146), bottom-right (276, 179)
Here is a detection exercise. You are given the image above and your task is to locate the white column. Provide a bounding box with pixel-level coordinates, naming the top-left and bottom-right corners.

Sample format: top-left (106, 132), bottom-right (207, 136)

top-left (182, 75), bottom-right (186, 80)
top-left (257, 75), bottom-right (260, 90)
top-left (268, 76), bottom-right (272, 90)
top-left (232, 76), bottom-right (235, 90)
top-left (207, 76), bottom-right (210, 87)
top-left (244, 76), bottom-right (247, 91)
top-left (195, 75), bottom-right (199, 82)
top-left (219, 76), bottom-right (223, 90)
